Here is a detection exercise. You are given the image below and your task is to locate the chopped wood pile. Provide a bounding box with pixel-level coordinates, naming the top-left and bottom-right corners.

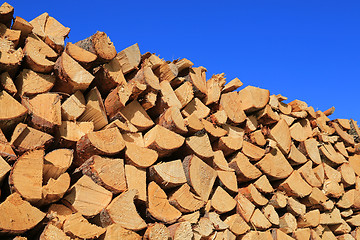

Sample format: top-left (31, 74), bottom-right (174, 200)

top-left (0, 2), bottom-right (360, 240)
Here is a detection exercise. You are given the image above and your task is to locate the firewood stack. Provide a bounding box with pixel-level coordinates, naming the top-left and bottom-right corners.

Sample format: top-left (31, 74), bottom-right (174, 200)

top-left (0, 2), bottom-right (359, 240)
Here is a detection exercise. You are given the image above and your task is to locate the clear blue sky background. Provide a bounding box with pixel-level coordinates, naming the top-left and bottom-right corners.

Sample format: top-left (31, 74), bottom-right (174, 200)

top-left (8, 1), bottom-right (360, 122)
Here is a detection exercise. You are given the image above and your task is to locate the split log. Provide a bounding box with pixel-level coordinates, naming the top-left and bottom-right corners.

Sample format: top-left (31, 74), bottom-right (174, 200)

top-left (122, 132), bottom-right (144, 146)
top-left (203, 73), bottom-right (222, 105)
top-left (269, 191), bottom-right (288, 209)
top-left (212, 150), bottom-right (233, 171)
top-left (94, 57), bottom-right (126, 95)
top-left (320, 142), bottom-right (347, 165)
top-left (65, 42), bottom-right (97, 69)
top-left (149, 160), bottom-right (186, 188)
top-left (211, 186), bottom-right (236, 213)
top-left (220, 92), bottom-right (246, 124)
top-left (210, 110), bottom-right (228, 125)
top-left (144, 124), bottom-right (184, 157)
top-left (23, 34), bottom-right (57, 73)
top-left (322, 179), bottom-right (344, 198)
top-left (121, 100), bottom-right (154, 131)
top-left (256, 104), bottom-right (280, 124)
top-left (0, 128), bottom-right (16, 161)
top-left (182, 97), bottom-right (210, 119)
top-left (16, 69), bottom-right (55, 97)
top-left (193, 217), bottom-right (214, 238)
top-left (79, 155), bottom-right (127, 194)
top-left (349, 154), bottom-right (360, 176)
top-left (250, 209), bottom-right (272, 230)
top-left (184, 132), bottom-right (213, 161)
top-left (262, 204), bottom-right (279, 226)
top-left (43, 148), bottom-right (73, 183)
top-left (144, 223), bottom-right (170, 240)
top-left (117, 43), bottom-right (141, 74)
top-left (54, 52), bottom-right (94, 94)
top-left (239, 183), bottom-right (268, 206)
top-left (229, 152), bottom-right (262, 182)
top-left (40, 224), bottom-right (69, 240)
top-left (339, 163), bottom-right (356, 186)
top-left (332, 122), bottom-right (355, 145)
top-left (46, 204), bottom-right (73, 228)
top-left (290, 119), bottom-right (312, 142)
top-left (0, 90), bottom-right (27, 133)
top-left (169, 183), bottom-right (205, 213)
top-left (206, 212), bottom-right (228, 231)
top-left (269, 119), bottom-right (291, 154)
top-left (174, 81), bottom-right (194, 108)
top-left (147, 181), bottom-right (182, 224)
top-left (297, 209), bottom-right (321, 228)
top-left (130, 64), bottom-right (160, 92)
top-left (75, 31), bottom-right (117, 63)
top-left (300, 138), bottom-right (321, 165)
top-left (105, 117), bottom-right (138, 133)
top-left (189, 67), bottom-right (207, 98)
top-left (222, 77), bottom-right (243, 93)
top-left (42, 16), bottom-right (70, 52)
top-left (298, 161), bottom-right (322, 188)
top-left (125, 142), bottom-right (158, 168)
top-left (255, 148), bottom-right (293, 180)
top-left (183, 154), bottom-right (217, 201)
top-left (64, 175), bottom-right (112, 217)
top-left (100, 189), bottom-right (146, 230)
top-left (57, 121), bottom-right (94, 148)
top-left (217, 170), bottom-right (238, 193)
top-left (102, 224), bottom-right (141, 240)
top-left (157, 106), bottom-right (187, 135)
top-left (224, 214), bottom-right (250, 236)
top-left (214, 136), bottom-right (243, 157)
top-left (0, 23), bottom-right (21, 47)
top-left (335, 141), bottom-right (349, 158)
top-left (63, 213), bottom-right (105, 239)
top-left (41, 172), bottom-right (70, 205)
top-left (22, 93), bottom-right (61, 132)
top-left (177, 211), bottom-right (200, 224)
top-left (0, 155), bottom-right (10, 184)
top-left (168, 221), bottom-right (193, 240)
top-left (272, 229), bottom-right (296, 240)
top-left (323, 162), bottom-right (342, 182)
top-left (125, 164), bottom-right (147, 202)
top-left (254, 175), bottom-right (274, 194)
top-left (75, 127), bottom-right (125, 166)
top-left (0, 38), bottom-right (23, 75)
top-left (242, 141), bottom-right (265, 161)
top-left (10, 123), bottom-right (53, 154)
top-left (0, 2), bottom-right (13, 27)
top-left (238, 86), bottom-right (270, 113)
top-left (150, 80), bottom-right (182, 116)
top-left (61, 91), bottom-right (86, 121)
top-left (154, 62), bottom-right (178, 82)
top-left (0, 72), bottom-right (17, 96)
top-left (104, 84), bottom-right (132, 119)
top-left (9, 149), bottom-right (44, 204)
top-left (320, 208), bottom-right (342, 225)
top-left (279, 170), bottom-right (312, 198)
top-left (0, 193), bottom-right (45, 234)
top-left (235, 192), bottom-right (255, 222)
top-left (184, 113), bottom-right (204, 134)
top-left (279, 213), bottom-right (297, 234)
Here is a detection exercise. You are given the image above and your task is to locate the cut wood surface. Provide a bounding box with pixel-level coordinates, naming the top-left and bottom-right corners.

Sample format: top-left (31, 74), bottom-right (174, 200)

top-left (0, 3), bottom-right (360, 238)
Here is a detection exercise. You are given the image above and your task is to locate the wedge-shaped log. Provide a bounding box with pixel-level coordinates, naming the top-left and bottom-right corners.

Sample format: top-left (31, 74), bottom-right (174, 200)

top-left (117, 43), bottom-right (141, 74)
top-left (0, 2), bottom-right (13, 27)
top-left (279, 213), bottom-right (297, 234)
top-left (144, 125), bottom-right (184, 157)
top-left (238, 86), bottom-right (270, 113)
top-left (229, 152), bottom-right (262, 182)
top-left (57, 121), bottom-right (93, 148)
top-left (298, 161), bottom-right (322, 188)
top-left (22, 93), bottom-right (61, 132)
top-left (211, 186), bottom-right (236, 213)
top-left (332, 122), bottom-right (355, 145)
top-left (54, 51), bottom-right (94, 94)
top-left (217, 170), bottom-right (238, 193)
top-left (75, 31), bottom-right (116, 63)
top-left (242, 141), bottom-right (265, 161)
top-left (103, 224), bottom-right (141, 240)
top-left (43, 148), bottom-right (73, 183)
top-left (40, 224), bottom-right (70, 240)
top-left (64, 175), bottom-right (112, 217)
top-left (63, 213), bottom-right (105, 239)
top-left (349, 154), bottom-right (360, 176)
top-left (235, 192), bottom-right (255, 222)
top-left (255, 148), bottom-right (293, 180)
top-left (148, 181), bottom-right (182, 224)
top-left (256, 104), bottom-right (280, 124)
top-left (0, 193), bottom-right (45, 234)
top-left (279, 170), bottom-right (312, 198)
top-left (61, 91), bottom-right (86, 121)
top-left (149, 160), bottom-right (187, 188)
top-left (157, 106), bottom-right (187, 135)
top-left (254, 175), bottom-right (274, 194)
top-left (168, 221), bottom-right (193, 240)
top-left (214, 136), bottom-right (243, 157)
top-left (189, 67), bottom-right (207, 98)
top-left (223, 214), bottom-right (250, 236)
top-left (0, 128), bottom-right (16, 161)
top-left (262, 204), bottom-right (279, 226)
top-left (75, 127), bottom-right (125, 166)
top-left (0, 90), bottom-right (27, 133)
top-left (169, 183), bottom-right (205, 213)
top-left (144, 223), bottom-right (170, 240)
top-left (222, 77), bottom-right (243, 93)
top-left (239, 184), bottom-right (269, 207)
top-left (250, 209), bottom-right (272, 230)
top-left (339, 163), bottom-right (356, 186)
top-left (269, 119), bottom-right (291, 154)
top-left (130, 64), bottom-right (160, 92)
top-left (183, 155), bottom-right (217, 201)
top-left (220, 92), bottom-right (246, 124)
top-left (65, 42), bottom-right (97, 69)
top-left (100, 189), bottom-right (146, 230)
top-left (125, 142), bottom-right (158, 168)
top-left (10, 123), bottom-right (53, 154)
top-left (184, 132), bottom-right (213, 161)
top-left (94, 57), bottom-right (126, 95)
top-left (121, 100), bottom-right (154, 131)
top-left (290, 119), bottom-right (312, 142)
top-left (0, 72), bottom-right (17, 96)
top-left (320, 142), bottom-right (346, 165)
top-left (203, 73), bottom-right (222, 105)
top-left (80, 155), bottom-right (127, 194)
top-left (182, 97), bottom-right (210, 120)
top-left (41, 172), bottom-right (70, 205)
top-left (16, 69), bottom-right (55, 97)
top-left (175, 81), bottom-right (194, 108)
top-left (9, 149), bottom-right (44, 204)
top-left (0, 155), bottom-right (10, 184)
top-left (125, 164), bottom-right (147, 202)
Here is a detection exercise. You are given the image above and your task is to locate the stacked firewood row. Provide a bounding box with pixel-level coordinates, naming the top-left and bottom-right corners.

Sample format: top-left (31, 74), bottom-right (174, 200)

top-left (0, 2), bottom-right (359, 240)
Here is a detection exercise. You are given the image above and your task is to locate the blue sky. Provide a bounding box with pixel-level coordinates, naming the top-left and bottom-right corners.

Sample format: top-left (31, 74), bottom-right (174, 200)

top-left (8, 1), bottom-right (360, 122)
